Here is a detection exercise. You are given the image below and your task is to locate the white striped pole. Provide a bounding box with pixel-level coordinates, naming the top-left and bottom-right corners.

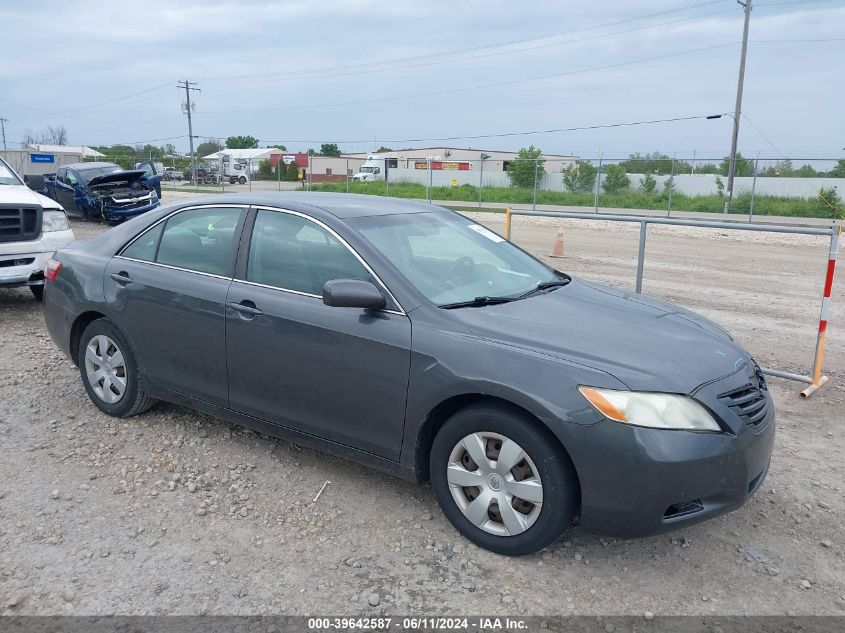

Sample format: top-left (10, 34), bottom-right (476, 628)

top-left (801, 225), bottom-right (841, 398)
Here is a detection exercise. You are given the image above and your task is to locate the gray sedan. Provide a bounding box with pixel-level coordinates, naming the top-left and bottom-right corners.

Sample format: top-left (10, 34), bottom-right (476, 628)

top-left (42, 193), bottom-right (774, 555)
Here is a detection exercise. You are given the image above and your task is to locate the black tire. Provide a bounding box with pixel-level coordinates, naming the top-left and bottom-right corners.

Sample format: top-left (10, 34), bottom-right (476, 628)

top-left (430, 403), bottom-right (579, 556)
top-left (239, 176), bottom-right (247, 185)
top-left (30, 285), bottom-right (44, 301)
top-left (78, 318), bottom-right (156, 417)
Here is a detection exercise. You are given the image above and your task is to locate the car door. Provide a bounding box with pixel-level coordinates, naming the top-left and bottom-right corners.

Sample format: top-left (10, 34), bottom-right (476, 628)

top-left (104, 204), bottom-right (247, 407)
top-left (137, 160), bottom-right (162, 197)
top-left (225, 207), bottom-right (412, 460)
top-left (54, 168), bottom-right (77, 213)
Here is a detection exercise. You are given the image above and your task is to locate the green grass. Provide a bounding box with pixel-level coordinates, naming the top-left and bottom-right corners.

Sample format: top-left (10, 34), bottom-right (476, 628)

top-left (310, 181), bottom-right (842, 220)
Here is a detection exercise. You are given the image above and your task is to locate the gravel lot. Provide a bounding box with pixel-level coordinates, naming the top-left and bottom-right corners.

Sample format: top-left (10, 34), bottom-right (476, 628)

top-left (1, 199), bottom-right (843, 616)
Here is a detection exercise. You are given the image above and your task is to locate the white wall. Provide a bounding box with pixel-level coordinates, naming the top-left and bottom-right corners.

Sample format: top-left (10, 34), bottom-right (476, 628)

top-left (379, 166), bottom-right (843, 199)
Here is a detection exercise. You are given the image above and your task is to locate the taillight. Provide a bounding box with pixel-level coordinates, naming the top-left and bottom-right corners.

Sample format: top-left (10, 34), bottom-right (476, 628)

top-left (44, 258), bottom-right (62, 282)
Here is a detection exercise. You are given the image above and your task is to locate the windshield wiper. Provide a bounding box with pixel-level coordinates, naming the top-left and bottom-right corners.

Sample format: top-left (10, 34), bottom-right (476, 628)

top-left (519, 278), bottom-right (571, 299)
top-left (439, 296), bottom-right (519, 309)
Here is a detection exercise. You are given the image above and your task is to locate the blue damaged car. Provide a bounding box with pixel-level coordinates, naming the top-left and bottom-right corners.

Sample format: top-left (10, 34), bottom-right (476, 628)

top-left (41, 161), bottom-right (160, 223)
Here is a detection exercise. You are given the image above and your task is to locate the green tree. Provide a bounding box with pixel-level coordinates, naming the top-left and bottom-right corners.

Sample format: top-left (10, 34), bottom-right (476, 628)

top-left (320, 143), bottom-right (341, 157)
top-left (639, 173), bottom-right (657, 194)
top-left (817, 187), bottom-right (843, 219)
top-left (602, 165), bottom-right (630, 194)
top-left (562, 162), bottom-right (597, 193)
top-left (376, 146), bottom-right (392, 153)
top-left (715, 176), bottom-right (725, 197)
top-left (225, 135), bottom-right (259, 149)
top-left (794, 164), bottom-right (818, 178)
top-left (507, 146), bottom-right (545, 188)
top-left (761, 159), bottom-right (793, 177)
top-left (830, 159), bottom-right (845, 178)
top-left (196, 139), bottom-right (223, 157)
top-left (719, 153), bottom-right (754, 177)
top-left (258, 159), bottom-right (272, 176)
top-left (267, 144), bottom-right (287, 151)
top-left (286, 160), bottom-right (300, 181)
top-left (307, 148), bottom-right (317, 156)
top-left (662, 176), bottom-right (676, 196)
top-left (696, 162), bottom-right (721, 175)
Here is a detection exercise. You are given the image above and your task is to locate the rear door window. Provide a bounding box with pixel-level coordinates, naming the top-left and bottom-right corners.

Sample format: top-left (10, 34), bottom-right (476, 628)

top-left (120, 206), bottom-right (243, 276)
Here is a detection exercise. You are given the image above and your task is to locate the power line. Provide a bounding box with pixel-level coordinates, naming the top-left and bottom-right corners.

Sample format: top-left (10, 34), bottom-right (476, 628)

top-left (204, 8), bottom-right (736, 85)
top-left (742, 113), bottom-right (786, 156)
top-left (55, 81), bottom-right (174, 114)
top-left (197, 1), bottom-right (726, 82)
top-left (197, 113), bottom-right (730, 146)
top-left (202, 42), bottom-right (739, 116)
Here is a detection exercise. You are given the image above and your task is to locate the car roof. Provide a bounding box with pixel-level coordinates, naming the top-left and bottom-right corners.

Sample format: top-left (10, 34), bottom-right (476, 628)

top-left (182, 192), bottom-right (445, 219)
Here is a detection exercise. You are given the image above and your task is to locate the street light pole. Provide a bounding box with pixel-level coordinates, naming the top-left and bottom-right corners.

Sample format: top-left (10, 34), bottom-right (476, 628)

top-left (725, 0), bottom-right (752, 213)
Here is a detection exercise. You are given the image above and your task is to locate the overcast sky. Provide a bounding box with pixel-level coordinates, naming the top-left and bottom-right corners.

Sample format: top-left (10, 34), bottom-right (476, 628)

top-left (1, 0), bottom-right (843, 161)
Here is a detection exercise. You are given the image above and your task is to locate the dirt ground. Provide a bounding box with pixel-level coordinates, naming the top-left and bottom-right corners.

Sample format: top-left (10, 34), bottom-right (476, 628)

top-left (1, 199), bottom-right (843, 616)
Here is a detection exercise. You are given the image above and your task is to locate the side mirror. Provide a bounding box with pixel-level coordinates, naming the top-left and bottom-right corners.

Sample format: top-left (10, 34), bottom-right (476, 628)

top-left (24, 174), bottom-right (44, 192)
top-left (323, 279), bottom-right (386, 310)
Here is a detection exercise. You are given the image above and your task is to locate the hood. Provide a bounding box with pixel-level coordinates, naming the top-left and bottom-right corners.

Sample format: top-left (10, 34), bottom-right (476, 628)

top-left (86, 169), bottom-right (147, 188)
top-left (451, 278), bottom-right (749, 394)
top-left (0, 184), bottom-right (63, 210)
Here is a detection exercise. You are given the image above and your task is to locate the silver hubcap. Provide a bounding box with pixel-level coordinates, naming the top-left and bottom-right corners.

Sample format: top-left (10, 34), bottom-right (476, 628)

top-left (84, 335), bottom-right (127, 404)
top-left (447, 432), bottom-right (543, 537)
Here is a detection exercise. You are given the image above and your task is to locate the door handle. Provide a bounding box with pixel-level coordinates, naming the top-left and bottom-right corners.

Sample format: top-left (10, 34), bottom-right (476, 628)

top-left (228, 300), bottom-right (263, 317)
top-left (110, 272), bottom-right (132, 285)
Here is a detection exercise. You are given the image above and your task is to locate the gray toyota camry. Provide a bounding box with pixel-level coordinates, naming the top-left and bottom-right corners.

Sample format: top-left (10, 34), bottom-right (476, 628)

top-left (43, 193), bottom-right (774, 555)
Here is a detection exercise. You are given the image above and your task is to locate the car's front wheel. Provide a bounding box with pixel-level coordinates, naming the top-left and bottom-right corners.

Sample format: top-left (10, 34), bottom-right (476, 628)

top-left (430, 403), bottom-right (579, 556)
top-left (78, 319), bottom-right (155, 417)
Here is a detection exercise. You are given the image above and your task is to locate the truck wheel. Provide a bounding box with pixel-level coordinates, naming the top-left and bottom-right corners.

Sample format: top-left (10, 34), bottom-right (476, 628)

top-left (239, 176), bottom-right (247, 185)
top-left (30, 285), bottom-right (44, 301)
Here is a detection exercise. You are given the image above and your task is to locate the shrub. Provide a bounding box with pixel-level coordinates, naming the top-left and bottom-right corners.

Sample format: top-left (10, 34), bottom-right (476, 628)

top-left (562, 162), bottom-right (597, 193)
top-left (639, 174), bottom-right (657, 194)
top-left (602, 165), bottom-right (631, 194)
top-left (507, 146), bottom-right (545, 188)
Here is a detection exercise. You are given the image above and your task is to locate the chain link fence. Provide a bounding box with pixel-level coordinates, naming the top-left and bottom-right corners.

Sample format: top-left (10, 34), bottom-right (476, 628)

top-left (303, 155), bottom-right (844, 220)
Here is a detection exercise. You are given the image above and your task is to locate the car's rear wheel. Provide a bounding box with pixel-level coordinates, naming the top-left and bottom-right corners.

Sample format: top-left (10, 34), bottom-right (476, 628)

top-left (78, 319), bottom-right (155, 417)
top-left (430, 403), bottom-right (579, 556)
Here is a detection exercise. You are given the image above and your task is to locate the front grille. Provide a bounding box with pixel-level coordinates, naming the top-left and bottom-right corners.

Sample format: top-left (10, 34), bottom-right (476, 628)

top-left (0, 206), bottom-right (41, 243)
top-left (719, 384), bottom-right (769, 427)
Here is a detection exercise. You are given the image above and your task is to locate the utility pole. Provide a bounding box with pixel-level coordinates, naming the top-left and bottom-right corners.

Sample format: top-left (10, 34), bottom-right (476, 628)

top-left (0, 117), bottom-right (8, 151)
top-left (725, 0), bottom-right (752, 213)
top-left (178, 80), bottom-right (200, 188)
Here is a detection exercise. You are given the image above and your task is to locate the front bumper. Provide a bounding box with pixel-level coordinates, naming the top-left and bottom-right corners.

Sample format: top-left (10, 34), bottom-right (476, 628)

top-left (552, 383), bottom-right (775, 538)
top-left (102, 199), bottom-right (160, 223)
top-left (0, 229), bottom-right (75, 288)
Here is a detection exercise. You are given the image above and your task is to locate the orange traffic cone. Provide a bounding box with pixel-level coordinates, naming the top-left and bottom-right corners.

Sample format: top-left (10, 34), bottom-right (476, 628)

top-left (550, 227), bottom-right (564, 258)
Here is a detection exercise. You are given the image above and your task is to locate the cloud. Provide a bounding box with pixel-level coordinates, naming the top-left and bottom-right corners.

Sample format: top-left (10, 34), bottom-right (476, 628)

top-left (0, 0), bottom-right (842, 159)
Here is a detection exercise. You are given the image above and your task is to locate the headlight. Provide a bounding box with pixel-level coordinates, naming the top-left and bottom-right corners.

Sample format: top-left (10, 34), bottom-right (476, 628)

top-left (578, 386), bottom-right (721, 431)
top-left (42, 209), bottom-right (70, 232)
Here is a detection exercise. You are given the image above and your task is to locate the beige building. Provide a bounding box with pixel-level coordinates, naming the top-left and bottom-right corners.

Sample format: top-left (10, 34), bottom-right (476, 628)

top-left (343, 146), bottom-right (579, 173)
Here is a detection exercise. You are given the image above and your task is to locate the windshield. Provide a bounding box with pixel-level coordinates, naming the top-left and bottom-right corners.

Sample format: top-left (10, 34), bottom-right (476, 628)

top-left (360, 166), bottom-right (377, 173)
top-left (0, 161), bottom-right (24, 185)
top-left (353, 212), bottom-right (559, 306)
top-left (78, 165), bottom-right (124, 184)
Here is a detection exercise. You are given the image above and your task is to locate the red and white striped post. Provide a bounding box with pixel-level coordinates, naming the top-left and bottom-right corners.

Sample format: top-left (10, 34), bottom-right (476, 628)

top-left (802, 225), bottom-right (841, 398)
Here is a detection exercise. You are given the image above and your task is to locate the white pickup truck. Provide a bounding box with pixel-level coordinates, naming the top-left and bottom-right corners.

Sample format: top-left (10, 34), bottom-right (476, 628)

top-left (0, 157), bottom-right (75, 300)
